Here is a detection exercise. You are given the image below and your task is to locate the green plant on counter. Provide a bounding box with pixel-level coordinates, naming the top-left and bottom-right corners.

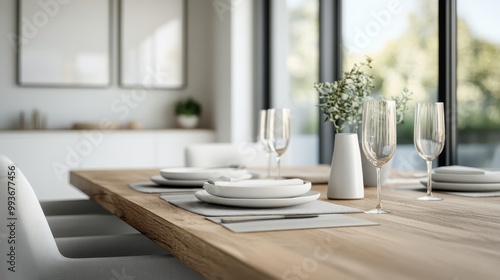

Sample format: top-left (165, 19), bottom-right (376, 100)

top-left (175, 98), bottom-right (202, 116)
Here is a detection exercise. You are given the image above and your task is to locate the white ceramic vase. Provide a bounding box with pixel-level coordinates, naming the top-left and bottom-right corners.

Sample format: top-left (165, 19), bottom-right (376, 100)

top-left (327, 133), bottom-right (364, 199)
top-left (177, 115), bottom-right (199, 129)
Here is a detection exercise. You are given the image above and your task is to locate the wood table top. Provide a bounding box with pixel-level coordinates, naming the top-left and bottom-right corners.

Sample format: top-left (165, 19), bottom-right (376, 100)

top-left (69, 168), bottom-right (500, 280)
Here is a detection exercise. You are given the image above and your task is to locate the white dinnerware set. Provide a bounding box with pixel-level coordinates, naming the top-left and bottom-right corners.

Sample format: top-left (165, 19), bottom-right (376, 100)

top-left (150, 167), bottom-right (250, 187)
top-left (198, 178), bottom-right (319, 208)
top-left (421, 166), bottom-right (500, 192)
top-left (150, 167), bottom-right (320, 208)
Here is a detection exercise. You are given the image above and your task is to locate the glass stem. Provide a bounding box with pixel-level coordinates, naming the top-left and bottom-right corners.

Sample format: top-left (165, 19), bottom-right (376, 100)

top-left (375, 166), bottom-right (382, 210)
top-left (426, 160), bottom-right (433, 197)
top-left (267, 152), bottom-right (272, 178)
top-left (276, 156), bottom-right (281, 180)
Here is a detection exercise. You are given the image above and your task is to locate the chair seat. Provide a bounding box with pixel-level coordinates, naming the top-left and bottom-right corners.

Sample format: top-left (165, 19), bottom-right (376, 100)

top-left (185, 142), bottom-right (269, 168)
top-left (40, 199), bottom-right (111, 216)
top-left (0, 155), bottom-right (202, 279)
top-left (55, 234), bottom-right (170, 258)
top-left (47, 214), bottom-right (141, 237)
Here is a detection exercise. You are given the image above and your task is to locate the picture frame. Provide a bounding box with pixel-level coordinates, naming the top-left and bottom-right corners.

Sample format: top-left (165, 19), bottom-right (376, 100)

top-left (17, 0), bottom-right (111, 87)
top-left (119, 0), bottom-right (186, 89)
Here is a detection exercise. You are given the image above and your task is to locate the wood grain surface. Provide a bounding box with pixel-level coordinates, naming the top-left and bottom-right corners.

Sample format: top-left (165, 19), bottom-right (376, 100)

top-left (69, 168), bottom-right (500, 280)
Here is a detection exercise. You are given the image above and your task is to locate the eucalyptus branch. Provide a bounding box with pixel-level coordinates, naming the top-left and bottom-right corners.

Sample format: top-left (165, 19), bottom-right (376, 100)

top-left (314, 57), bottom-right (413, 133)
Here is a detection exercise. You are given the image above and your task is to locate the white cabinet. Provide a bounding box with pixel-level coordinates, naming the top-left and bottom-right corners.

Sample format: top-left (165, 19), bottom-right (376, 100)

top-left (0, 130), bottom-right (215, 200)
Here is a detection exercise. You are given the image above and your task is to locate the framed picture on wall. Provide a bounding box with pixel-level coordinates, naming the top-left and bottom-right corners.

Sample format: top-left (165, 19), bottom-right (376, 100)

top-left (119, 0), bottom-right (186, 89)
top-left (17, 0), bottom-right (110, 87)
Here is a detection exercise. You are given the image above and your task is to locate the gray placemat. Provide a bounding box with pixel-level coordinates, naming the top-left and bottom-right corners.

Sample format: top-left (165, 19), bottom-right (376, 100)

top-left (160, 193), bottom-right (363, 217)
top-left (207, 214), bottom-right (378, 233)
top-left (129, 182), bottom-right (202, 193)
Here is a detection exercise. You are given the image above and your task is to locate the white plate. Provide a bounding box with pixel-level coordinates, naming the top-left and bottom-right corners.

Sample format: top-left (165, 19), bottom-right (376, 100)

top-left (151, 175), bottom-right (205, 187)
top-left (203, 180), bottom-right (311, 199)
top-left (420, 179), bottom-right (500, 192)
top-left (194, 190), bottom-right (320, 208)
top-left (434, 165), bottom-right (490, 175)
top-left (432, 172), bottom-right (500, 184)
top-left (160, 167), bottom-right (249, 180)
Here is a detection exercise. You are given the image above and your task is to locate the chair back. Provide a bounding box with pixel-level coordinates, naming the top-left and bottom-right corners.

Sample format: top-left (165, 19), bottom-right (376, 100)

top-left (185, 142), bottom-right (268, 168)
top-left (0, 155), bottom-right (61, 279)
top-left (0, 155), bottom-right (203, 280)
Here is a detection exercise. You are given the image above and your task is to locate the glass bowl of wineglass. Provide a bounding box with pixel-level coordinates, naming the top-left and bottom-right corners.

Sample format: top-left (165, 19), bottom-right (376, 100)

top-left (362, 100), bottom-right (397, 214)
top-left (266, 108), bottom-right (290, 179)
top-left (258, 109), bottom-right (273, 178)
top-left (414, 102), bottom-right (445, 201)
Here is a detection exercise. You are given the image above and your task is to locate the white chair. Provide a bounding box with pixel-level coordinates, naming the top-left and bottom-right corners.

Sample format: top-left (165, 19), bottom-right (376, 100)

top-left (40, 199), bottom-right (111, 215)
top-left (6, 155), bottom-right (166, 248)
top-left (41, 198), bottom-right (143, 238)
top-left (185, 142), bottom-right (269, 168)
top-left (0, 155), bottom-right (202, 279)
top-left (55, 234), bottom-right (168, 258)
top-left (47, 215), bottom-right (140, 238)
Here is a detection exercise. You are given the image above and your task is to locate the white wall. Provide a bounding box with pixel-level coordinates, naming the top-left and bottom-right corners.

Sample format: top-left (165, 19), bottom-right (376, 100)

top-left (0, 130), bottom-right (216, 200)
top-left (212, 0), bottom-right (232, 142)
top-left (0, 0), bottom-right (260, 149)
top-left (0, 0), bottom-right (215, 130)
top-left (212, 0), bottom-right (255, 143)
top-left (231, 0), bottom-right (255, 143)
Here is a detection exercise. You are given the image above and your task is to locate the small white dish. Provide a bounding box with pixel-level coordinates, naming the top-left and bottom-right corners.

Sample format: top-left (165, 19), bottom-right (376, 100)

top-left (151, 175), bottom-right (205, 187)
top-left (194, 190), bottom-right (320, 208)
top-left (203, 180), bottom-right (311, 199)
top-left (432, 173), bottom-right (500, 184)
top-left (160, 167), bottom-right (249, 180)
top-left (420, 179), bottom-right (500, 192)
top-left (434, 165), bottom-right (500, 175)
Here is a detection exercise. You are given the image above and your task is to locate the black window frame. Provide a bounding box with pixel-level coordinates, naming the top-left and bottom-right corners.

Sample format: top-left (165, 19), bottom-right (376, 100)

top-left (258, 0), bottom-right (458, 166)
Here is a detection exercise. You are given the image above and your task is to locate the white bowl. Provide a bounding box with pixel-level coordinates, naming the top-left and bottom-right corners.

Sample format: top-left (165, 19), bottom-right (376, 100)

top-left (203, 180), bottom-right (312, 199)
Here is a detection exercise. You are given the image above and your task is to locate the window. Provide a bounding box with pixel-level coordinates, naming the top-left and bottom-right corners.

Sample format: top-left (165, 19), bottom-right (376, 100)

top-left (262, 0), bottom-right (500, 168)
top-left (457, 0), bottom-right (500, 167)
top-left (343, 0), bottom-right (438, 170)
top-left (271, 0), bottom-right (319, 165)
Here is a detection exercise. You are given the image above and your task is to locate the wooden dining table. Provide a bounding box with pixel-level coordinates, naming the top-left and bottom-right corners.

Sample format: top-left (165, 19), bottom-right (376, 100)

top-left (69, 168), bottom-right (500, 280)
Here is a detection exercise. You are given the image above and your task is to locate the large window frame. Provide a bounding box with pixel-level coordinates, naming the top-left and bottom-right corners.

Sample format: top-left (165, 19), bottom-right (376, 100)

top-left (438, 0), bottom-right (457, 166)
top-left (318, 0), bottom-right (458, 165)
top-left (257, 0), bottom-right (459, 166)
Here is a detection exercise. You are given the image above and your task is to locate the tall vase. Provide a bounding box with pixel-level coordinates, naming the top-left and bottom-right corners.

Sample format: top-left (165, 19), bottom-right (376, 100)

top-left (327, 133), bottom-right (364, 199)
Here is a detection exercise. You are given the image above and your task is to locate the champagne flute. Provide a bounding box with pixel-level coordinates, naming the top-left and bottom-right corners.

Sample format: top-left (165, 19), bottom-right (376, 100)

top-left (266, 108), bottom-right (290, 179)
top-left (362, 100), bottom-right (397, 214)
top-left (414, 102), bottom-right (445, 201)
top-left (258, 110), bottom-right (273, 178)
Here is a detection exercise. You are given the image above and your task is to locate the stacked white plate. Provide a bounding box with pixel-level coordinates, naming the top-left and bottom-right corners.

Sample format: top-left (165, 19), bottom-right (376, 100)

top-left (195, 179), bottom-right (320, 208)
top-left (421, 165), bottom-right (500, 192)
top-left (151, 167), bottom-right (251, 187)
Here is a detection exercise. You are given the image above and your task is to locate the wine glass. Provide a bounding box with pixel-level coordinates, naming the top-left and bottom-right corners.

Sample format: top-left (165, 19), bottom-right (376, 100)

top-left (266, 108), bottom-right (290, 179)
top-left (414, 102), bottom-right (445, 201)
top-left (362, 100), bottom-right (397, 214)
top-left (258, 110), bottom-right (273, 178)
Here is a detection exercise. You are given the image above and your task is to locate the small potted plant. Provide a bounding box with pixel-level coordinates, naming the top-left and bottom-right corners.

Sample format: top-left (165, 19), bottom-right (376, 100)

top-left (314, 57), bottom-right (412, 198)
top-left (175, 97), bottom-right (202, 128)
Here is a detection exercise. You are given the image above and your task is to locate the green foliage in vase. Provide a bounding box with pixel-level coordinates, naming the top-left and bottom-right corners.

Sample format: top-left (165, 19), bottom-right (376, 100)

top-left (314, 57), bottom-right (413, 133)
top-left (175, 98), bottom-right (202, 116)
